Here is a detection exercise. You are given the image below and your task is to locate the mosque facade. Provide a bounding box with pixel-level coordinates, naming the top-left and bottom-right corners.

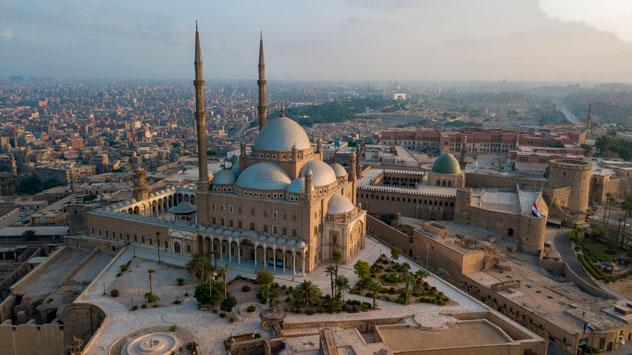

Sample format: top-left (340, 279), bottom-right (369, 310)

top-left (85, 27), bottom-right (366, 273)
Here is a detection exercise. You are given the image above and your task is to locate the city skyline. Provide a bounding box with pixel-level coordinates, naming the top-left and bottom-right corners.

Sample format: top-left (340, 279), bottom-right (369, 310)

top-left (1, 0), bottom-right (632, 82)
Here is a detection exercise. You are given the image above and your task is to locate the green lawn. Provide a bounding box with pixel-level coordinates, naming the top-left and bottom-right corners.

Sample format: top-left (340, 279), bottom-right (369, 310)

top-left (582, 239), bottom-right (626, 262)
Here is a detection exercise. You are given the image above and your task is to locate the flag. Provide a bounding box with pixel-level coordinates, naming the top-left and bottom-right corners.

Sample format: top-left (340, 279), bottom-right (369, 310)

top-left (531, 201), bottom-right (541, 218)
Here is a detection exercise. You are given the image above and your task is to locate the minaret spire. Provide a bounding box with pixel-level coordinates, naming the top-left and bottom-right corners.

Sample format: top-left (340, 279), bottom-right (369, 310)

top-left (257, 31), bottom-right (268, 130)
top-left (194, 23), bottom-right (208, 189)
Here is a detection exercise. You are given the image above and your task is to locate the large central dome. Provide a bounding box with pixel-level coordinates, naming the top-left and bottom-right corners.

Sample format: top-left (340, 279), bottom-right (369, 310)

top-left (254, 116), bottom-right (311, 152)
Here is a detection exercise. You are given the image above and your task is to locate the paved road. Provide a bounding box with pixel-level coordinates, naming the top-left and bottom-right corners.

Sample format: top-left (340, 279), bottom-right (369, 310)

top-left (553, 230), bottom-right (598, 287)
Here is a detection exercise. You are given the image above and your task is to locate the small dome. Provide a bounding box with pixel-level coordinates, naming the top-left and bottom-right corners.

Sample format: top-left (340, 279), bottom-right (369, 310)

top-left (254, 116), bottom-right (311, 152)
top-left (300, 160), bottom-right (337, 187)
top-left (432, 153), bottom-right (461, 174)
top-left (331, 163), bottom-right (348, 177)
top-left (236, 162), bottom-right (291, 190)
top-left (327, 195), bottom-right (355, 215)
top-left (212, 169), bottom-right (236, 185)
top-left (287, 177), bottom-right (314, 194)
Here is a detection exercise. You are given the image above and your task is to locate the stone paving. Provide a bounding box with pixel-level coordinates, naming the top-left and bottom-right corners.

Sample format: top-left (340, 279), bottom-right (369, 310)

top-left (78, 237), bottom-right (486, 354)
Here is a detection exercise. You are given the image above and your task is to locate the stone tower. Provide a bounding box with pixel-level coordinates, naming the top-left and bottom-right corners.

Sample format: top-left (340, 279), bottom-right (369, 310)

top-left (194, 22), bottom-right (209, 190)
top-left (548, 159), bottom-right (592, 224)
top-left (257, 32), bottom-right (268, 131)
top-left (132, 167), bottom-right (149, 201)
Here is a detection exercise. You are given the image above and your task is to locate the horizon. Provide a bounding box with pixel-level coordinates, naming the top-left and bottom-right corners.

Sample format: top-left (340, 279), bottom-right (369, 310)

top-left (1, 0), bottom-right (632, 82)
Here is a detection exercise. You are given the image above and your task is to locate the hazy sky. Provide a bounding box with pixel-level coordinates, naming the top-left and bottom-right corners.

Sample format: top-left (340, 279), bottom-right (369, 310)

top-left (1, 0), bottom-right (631, 82)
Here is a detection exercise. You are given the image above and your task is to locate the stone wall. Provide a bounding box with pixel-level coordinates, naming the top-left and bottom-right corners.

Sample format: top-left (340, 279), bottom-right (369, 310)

top-left (0, 321), bottom-right (65, 355)
top-left (358, 188), bottom-right (455, 220)
top-left (465, 172), bottom-right (547, 190)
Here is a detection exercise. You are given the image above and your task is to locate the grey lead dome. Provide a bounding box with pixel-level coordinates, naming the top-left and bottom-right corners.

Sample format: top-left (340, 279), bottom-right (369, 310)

top-left (253, 116), bottom-right (311, 152)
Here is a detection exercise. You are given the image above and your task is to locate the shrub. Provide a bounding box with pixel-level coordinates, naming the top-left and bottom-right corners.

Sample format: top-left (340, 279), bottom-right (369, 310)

top-left (219, 312), bottom-right (226, 318)
top-left (176, 278), bottom-right (185, 286)
top-left (220, 295), bottom-right (237, 312)
top-left (246, 305), bottom-right (256, 313)
top-left (145, 294), bottom-right (160, 303)
top-left (305, 309), bottom-right (315, 315)
top-left (141, 304), bottom-right (147, 309)
top-left (361, 302), bottom-right (372, 311)
top-left (228, 315), bottom-right (237, 323)
top-left (186, 342), bottom-right (197, 351)
top-left (173, 299), bottom-right (182, 305)
top-left (110, 289), bottom-right (119, 297)
top-left (120, 264), bottom-right (128, 272)
top-left (241, 285), bottom-right (251, 292)
top-left (116, 273), bottom-right (122, 277)
top-left (131, 305), bottom-right (138, 311)
top-left (170, 325), bottom-right (177, 332)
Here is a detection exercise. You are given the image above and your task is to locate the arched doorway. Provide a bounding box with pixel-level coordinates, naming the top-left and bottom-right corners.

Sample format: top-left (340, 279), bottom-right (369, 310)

top-left (174, 241), bottom-right (181, 254)
top-left (507, 228), bottom-right (514, 237)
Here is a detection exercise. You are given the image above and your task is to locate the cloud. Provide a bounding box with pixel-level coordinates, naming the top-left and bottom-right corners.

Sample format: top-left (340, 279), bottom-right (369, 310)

top-left (539, 0), bottom-right (632, 42)
top-left (1, 28), bottom-right (13, 41)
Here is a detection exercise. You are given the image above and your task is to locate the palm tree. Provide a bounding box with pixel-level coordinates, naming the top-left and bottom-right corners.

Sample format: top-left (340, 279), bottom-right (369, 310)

top-left (147, 269), bottom-right (156, 296)
top-left (402, 272), bottom-right (414, 304)
top-left (325, 266), bottom-right (337, 298)
top-left (414, 269), bottom-right (429, 285)
top-left (186, 255), bottom-right (211, 281)
top-left (621, 200), bottom-right (632, 248)
top-left (335, 275), bottom-right (350, 301)
top-left (295, 280), bottom-right (322, 307)
top-left (217, 266), bottom-right (228, 300)
top-left (368, 281), bottom-right (381, 309)
top-left (332, 250), bottom-right (343, 275)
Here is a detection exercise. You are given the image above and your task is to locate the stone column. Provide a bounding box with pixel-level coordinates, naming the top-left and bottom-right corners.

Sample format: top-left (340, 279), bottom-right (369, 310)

top-left (228, 238), bottom-right (233, 263)
top-left (292, 251), bottom-right (296, 275)
top-left (282, 248), bottom-right (286, 273)
top-left (254, 243), bottom-right (258, 267)
top-left (273, 247), bottom-right (277, 272)
top-left (237, 240), bottom-right (241, 264)
top-left (302, 252), bottom-right (306, 274)
top-left (263, 243), bottom-right (267, 268)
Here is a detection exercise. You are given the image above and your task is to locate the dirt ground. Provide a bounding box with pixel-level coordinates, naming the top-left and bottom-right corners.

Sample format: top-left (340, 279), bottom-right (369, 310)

top-left (108, 257), bottom-right (196, 308)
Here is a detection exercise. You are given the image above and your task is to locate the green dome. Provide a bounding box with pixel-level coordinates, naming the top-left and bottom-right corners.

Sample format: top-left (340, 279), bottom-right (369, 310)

top-left (432, 153), bottom-right (461, 174)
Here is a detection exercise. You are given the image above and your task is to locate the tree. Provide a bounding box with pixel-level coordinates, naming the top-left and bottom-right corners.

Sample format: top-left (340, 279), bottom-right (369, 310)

top-left (414, 269), bottom-right (429, 285)
top-left (401, 272), bottom-right (414, 305)
top-left (332, 250), bottom-right (343, 269)
top-left (147, 269), bottom-right (156, 296)
top-left (621, 200), bottom-right (632, 248)
top-left (335, 275), bottom-right (350, 301)
top-left (256, 269), bottom-right (273, 286)
top-left (294, 280), bottom-right (322, 307)
top-left (186, 255), bottom-right (211, 281)
top-left (353, 260), bottom-right (371, 282)
top-left (390, 247), bottom-right (401, 261)
top-left (368, 281), bottom-right (381, 309)
top-left (194, 280), bottom-right (224, 305)
top-left (325, 266), bottom-right (337, 299)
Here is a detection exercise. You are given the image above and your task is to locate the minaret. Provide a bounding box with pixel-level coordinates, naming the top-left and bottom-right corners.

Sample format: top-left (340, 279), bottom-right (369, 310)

top-left (257, 32), bottom-right (268, 130)
top-left (194, 22), bottom-right (209, 190)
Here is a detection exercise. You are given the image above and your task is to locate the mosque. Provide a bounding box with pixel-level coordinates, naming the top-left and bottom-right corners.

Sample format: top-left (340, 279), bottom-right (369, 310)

top-left (85, 27), bottom-right (366, 274)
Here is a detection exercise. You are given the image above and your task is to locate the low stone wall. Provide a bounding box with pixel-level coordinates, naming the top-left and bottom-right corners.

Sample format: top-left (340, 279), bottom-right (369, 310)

top-left (60, 248), bottom-right (99, 286)
top-left (282, 316), bottom-right (404, 335)
top-left (538, 254), bottom-right (615, 299)
top-left (64, 235), bottom-right (124, 254)
top-left (0, 321), bottom-right (65, 355)
top-left (10, 247), bottom-right (67, 296)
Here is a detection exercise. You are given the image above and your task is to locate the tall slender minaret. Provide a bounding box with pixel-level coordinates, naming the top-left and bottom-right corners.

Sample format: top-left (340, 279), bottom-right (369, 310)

top-left (586, 103), bottom-right (593, 136)
top-left (194, 22), bottom-right (208, 189)
top-left (257, 32), bottom-right (268, 130)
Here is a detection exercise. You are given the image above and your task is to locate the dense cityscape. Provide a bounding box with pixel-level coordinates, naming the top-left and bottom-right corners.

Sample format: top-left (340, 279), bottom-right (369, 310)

top-left (1, 2), bottom-right (632, 355)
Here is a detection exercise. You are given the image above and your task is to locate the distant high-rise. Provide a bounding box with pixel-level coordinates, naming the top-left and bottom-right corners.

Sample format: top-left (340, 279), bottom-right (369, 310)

top-left (585, 103), bottom-right (593, 136)
top-left (194, 22), bottom-right (209, 189)
top-left (257, 32), bottom-right (268, 131)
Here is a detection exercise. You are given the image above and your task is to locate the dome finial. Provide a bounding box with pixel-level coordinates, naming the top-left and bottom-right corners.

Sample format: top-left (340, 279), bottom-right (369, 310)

top-left (279, 102), bottom-right (285, 117)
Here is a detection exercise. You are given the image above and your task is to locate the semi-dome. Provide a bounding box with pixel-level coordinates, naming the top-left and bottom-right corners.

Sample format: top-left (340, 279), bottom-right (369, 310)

top-left (327, 195), bottom-right (355, 215)
top-left (432, 152), bottom-right (461, 174)
top-left (212, 169), bottom-right (236, 185)
top-left (300, 160), bottom-right (337, 187)
top-left (169, 201), bottom-right (196, 214)
top-left (253, 116), bottom-right (311, 152)
top-left (287, 177), bottom-right (313, 194)
top-left (331, 163), bottom-right (348, 177)
top-left (236, 162), bottom-right (291, 190)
